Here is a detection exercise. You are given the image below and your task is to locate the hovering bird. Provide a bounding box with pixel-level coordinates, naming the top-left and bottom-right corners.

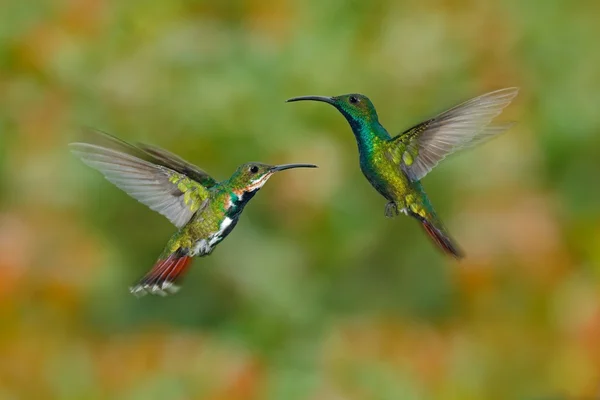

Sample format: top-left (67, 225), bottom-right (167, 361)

top-left (70, 130), bottom-right (317, 296)
top-left (287, 88), bottom-right (519, 258)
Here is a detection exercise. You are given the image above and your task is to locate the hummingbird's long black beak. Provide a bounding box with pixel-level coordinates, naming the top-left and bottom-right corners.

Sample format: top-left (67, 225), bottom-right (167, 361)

top-left (286, 95), bottom-right (335, 105)
top-left (271, 163), bottom-right (318, 172)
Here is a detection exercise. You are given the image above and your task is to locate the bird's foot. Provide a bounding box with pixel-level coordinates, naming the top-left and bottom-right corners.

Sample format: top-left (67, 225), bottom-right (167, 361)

top-left (384, 201), bottom-right (400, 218)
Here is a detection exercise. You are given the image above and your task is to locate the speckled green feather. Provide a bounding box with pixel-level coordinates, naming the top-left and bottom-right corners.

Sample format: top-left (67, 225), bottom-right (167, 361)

top-left (287, 88), bottom-right (519, 258)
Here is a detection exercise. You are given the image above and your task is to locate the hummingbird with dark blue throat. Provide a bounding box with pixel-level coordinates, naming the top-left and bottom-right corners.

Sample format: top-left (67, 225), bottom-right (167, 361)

top-left (70, 130), bottom-right (317, 296)
top-left (287, 88), bottom-right (518, 258)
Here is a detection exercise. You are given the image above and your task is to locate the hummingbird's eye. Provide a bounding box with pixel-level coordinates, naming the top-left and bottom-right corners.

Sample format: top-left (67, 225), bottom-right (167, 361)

top-left (349, 96), bottom-right (359, 104)
top-left (249, 165), bottom-right (259, 174)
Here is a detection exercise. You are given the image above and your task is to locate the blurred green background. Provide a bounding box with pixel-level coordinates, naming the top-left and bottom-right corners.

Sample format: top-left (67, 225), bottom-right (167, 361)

top-left (1, 0), bottom-right (600, 399)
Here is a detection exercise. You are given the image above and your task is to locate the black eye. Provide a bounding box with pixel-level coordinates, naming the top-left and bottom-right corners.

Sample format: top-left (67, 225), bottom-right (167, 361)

top-left (250, 165), bottom-right (259, 174)
top-left (349, 96), bottom-right (359, 104)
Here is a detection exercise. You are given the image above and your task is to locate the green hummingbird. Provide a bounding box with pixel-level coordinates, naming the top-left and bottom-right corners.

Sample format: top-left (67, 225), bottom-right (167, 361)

top-left (70, 130), bottom-right (317, 296)
top-left (287, 88), bottom-right (519, 258)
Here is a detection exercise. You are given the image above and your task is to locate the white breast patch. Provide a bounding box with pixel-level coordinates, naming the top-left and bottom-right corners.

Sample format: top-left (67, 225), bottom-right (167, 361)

top-left (190, 217), bottom-right (234, 256)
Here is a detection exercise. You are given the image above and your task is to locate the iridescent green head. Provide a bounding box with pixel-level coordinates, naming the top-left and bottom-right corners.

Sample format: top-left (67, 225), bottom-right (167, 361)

top-left (227, 162), bottom-right (317, 195)
top-left (287, 93), bottom-right (380, 129)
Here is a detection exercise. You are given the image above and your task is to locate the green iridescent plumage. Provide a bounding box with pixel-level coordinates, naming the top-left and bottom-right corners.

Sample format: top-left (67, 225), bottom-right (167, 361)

top-left (70, 129), bottom-right (316, 296)
top-left (287, 88), bottom-right (519, 258)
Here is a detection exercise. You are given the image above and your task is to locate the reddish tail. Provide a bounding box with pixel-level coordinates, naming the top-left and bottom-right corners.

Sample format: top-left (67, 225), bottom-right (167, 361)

top-left (421, 218), bottom-right (464, 259)
top-left (130, 253), bottom-right (193, 297)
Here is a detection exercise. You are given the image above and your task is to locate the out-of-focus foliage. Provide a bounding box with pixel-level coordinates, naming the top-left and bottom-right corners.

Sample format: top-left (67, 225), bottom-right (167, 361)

top-left (1, 0), bottom-right (600, 399)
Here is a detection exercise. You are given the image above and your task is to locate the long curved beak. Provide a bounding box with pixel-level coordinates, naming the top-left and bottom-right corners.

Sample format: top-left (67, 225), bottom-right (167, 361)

top-left (286, 95), bottom-right (335, 105)
top-left (271, 163), bottom-right (318, 172)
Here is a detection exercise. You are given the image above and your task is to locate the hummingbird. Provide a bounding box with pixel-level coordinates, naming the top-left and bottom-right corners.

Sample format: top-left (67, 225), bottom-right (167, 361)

top-left (287, 88), bottom-right (519, 258)
top-left (70, 130), bottom-right (317, 296)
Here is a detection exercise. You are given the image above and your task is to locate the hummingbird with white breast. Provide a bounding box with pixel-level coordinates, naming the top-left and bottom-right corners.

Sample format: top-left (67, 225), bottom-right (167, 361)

top-left (70, 130), bottom-right (317, 296)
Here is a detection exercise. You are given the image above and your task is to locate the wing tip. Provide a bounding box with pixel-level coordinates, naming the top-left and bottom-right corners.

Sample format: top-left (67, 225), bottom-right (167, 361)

top-left (483, 87), bottom-right (520, 103)
top-left (68, 142), bottom-right (91, 154)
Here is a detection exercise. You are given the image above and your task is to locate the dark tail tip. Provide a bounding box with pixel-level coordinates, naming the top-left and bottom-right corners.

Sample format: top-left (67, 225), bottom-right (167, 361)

top-left (130, 254), bottom-right (193, 297)
top-left (421, 219), bottom-right (465, 259)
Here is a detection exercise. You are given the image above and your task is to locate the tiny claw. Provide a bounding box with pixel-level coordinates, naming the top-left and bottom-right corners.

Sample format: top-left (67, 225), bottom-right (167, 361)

top-left (384, 202), bottom-right (399, 218)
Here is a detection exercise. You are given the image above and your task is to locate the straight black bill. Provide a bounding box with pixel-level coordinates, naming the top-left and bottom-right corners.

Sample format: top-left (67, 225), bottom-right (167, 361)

top-left (285, 95), bottom-right (335, 104)
top-left (271, 163), bottom-right (318, 172)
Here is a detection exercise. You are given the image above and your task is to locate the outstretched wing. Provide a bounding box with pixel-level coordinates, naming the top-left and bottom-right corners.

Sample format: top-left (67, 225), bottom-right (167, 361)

top-left (136, 143), bottom-right (217, 188)
top-left (387, 87), bottom-right (519, 182)
top-left (70, 129), bottom-right (213, 228)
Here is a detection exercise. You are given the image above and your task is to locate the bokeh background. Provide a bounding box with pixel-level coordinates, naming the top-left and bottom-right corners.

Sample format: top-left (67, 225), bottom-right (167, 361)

top-left (1, 0), bottom-right (600, 399)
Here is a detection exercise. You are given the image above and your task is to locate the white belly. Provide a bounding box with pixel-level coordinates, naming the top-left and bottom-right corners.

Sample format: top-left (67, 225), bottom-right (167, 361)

top-left (190, 217), bottom-right (233, 256)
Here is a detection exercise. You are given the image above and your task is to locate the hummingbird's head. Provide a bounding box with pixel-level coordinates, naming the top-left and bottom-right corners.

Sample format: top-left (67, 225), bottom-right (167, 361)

top-left (229, 162), bottom-right (317, 196)
top-left (286, 93), bottom-right (379, 127)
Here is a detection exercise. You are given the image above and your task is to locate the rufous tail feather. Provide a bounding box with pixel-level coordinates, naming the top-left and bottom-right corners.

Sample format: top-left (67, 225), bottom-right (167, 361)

top-left (130, 253), bottom-right (193, 297)
top-left (420, 218), bottom-right (464, 259)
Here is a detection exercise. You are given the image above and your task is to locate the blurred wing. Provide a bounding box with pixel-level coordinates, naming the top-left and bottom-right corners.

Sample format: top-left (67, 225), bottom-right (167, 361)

top-left (76, 128), bottom-right (218, 188)
top-left (70, 132), bottom-right (211, 228)
top-left (136, 143), bottom-right (218, 188)
top-left (388, 87), bottom-right (519, 181)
